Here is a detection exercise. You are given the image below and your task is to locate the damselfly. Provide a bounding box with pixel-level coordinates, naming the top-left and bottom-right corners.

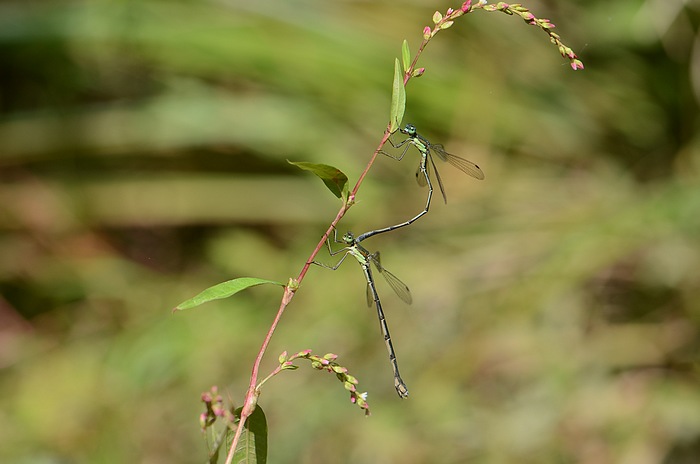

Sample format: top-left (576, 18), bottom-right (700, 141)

top-left (361, 124), bottom-right (485, 241)
top-left (313, 230), bottom-right (411, 398)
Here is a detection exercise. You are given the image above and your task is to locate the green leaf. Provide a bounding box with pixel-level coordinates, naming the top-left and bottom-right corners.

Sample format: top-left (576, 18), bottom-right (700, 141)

top-left (287, 161), bottom-right (349, 200)
top-left (174, 277), bottom-right (284, 311)
top-left (401, 39), bottom-right (411, 72)
top-left (389, 58), bottom-right (406, 133)
top-left (208, 428), bottom-right (235, 464)
top-left (232, 405), bottom-right (268, 464)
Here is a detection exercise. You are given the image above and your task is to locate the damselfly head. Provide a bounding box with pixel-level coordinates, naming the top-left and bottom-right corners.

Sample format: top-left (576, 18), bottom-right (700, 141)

top-left (401, 123), bottom-right (417, 136)
top-left (342, 232), bottom-right (355, 245)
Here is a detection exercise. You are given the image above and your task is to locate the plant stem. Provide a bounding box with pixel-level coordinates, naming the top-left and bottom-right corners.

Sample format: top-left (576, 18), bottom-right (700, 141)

top-left (223, 2), bottom-right (583, 458)
top-left (224, 129), bottom-right (394, 461)
top-left (224, 31), bottom-right (427, 458)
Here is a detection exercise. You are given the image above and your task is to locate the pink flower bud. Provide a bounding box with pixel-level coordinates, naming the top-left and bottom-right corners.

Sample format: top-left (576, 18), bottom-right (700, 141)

top-left (461, 0), bottom-right (472, 11)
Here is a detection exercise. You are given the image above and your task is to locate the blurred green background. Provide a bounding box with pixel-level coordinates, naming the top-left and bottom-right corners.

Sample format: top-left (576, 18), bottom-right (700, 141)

top-left (2, 0), bottom-right (700, 462)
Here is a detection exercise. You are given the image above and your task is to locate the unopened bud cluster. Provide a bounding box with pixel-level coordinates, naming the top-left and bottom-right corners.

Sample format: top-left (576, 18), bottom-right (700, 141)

top-left (279, 350), bottom-right (371, 415)
top-left (420, 1), bottom-right (582, 71)
top-left (200, 386), bottom-right (235, 430)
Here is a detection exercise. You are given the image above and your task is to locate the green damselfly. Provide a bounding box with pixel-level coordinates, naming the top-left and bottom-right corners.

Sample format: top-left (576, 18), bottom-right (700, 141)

top-left (361, 124), bottom-right (485, 241)
top-left (313, 230), bottom-right (411, 398)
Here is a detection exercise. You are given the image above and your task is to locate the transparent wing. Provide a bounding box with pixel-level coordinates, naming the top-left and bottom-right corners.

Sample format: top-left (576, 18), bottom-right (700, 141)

top-left (415, 151), bottom-right (447, 203)
top-left (431, 144), bottom-right (485, 180)
top-left (428, 151), bottom-right (447, 204)
top-left (381, 268), bottom-right (413, 305)
top-left (366, 283), bottom-right (374, 307)
top-left (370, 252), bottom-right (412, 305)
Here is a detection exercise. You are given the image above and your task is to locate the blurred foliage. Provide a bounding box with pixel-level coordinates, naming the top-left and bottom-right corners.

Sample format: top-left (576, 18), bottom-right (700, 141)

top-left (1, 0), bottom-right (700, 463)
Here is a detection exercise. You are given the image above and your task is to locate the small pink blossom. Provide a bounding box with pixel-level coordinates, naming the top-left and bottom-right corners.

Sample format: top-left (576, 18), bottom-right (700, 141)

top-left (461, 0), bottom-right (472, 12)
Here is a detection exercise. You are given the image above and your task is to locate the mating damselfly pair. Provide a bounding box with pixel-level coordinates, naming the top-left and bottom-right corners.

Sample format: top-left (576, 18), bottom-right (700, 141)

top-left (314, 124), bottom-right (484, 398)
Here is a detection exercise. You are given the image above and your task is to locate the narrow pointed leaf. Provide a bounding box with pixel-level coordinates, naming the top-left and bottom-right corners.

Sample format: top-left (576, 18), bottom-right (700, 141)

top-left (208, 428), bottom-right (234, 464)
top-left (232, 405), bottom-right (268, 464)
top-left (401, 39), bottom-right (411, 72)
top-left (174, 277), bottom-right (283, 311)
top-left (389, 58), bottom-right (406, 133)
top-left (288, 161), bottom-right (348, 200)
